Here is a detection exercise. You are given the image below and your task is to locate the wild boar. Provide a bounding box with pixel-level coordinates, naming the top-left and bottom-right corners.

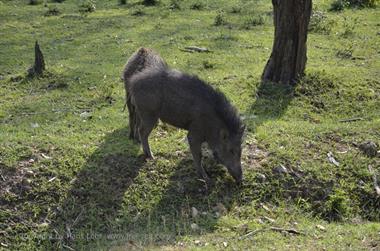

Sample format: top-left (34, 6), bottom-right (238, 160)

top-left (122, 47), bottom-right (167, 140)
top-left (129, 68), bottom-right (245, 184)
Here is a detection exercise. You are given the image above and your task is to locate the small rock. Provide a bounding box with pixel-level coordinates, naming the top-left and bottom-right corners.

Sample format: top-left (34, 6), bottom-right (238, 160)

top-left (327, 152), bottom-right (340, 166)
top-left (191, 207), bottom-right (198, 218)
top-left (177, 242), bottom-right (184, 247)
top-left (359, 141), bottom-right (378, 158)
top-left (41, 153), bottom-right (52, 159)
top-left (191, 223), bottom-right (199, 231)
top-left (223, 241), bottom-right (228, 247)
top-left (316, 225), bottom-right (326, 231)
top-left (256, 173), bottom-right (266, 182)
top-left (194, 240), bottom-right (201, 245)
top-left (22, 178), bottom-right (32, 186)
top-left (273, 164), bottom-right (288, 174)
top-left (31, 123), bottom-right (39, 128)
top-left (80, 111), bottom-right (92, 119)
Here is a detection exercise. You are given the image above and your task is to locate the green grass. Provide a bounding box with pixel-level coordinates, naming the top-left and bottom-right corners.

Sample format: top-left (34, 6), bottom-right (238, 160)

top-left (0, 0), bottom-right (379, 250)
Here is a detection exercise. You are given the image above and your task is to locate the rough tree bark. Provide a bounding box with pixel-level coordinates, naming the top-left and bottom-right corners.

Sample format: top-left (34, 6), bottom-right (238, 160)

top-left (262, 0), bottom-right (312, 85)
top-left (28, 41), bottom-right (45, 77)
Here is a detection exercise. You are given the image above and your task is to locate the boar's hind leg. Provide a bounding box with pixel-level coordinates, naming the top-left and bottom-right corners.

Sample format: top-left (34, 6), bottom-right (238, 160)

top-left (137, 112), bottom-right (158, 159)
top-left (127, 95), bottom-right (136, 140)
top-left (187, 132), bottom-right (210, 183)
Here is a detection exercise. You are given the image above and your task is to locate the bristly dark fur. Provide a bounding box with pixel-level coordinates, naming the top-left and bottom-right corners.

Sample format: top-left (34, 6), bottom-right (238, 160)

top-left (122, 47), bottom-right (167, 140)
top-left (214, 88), bottom-right (243, 136)
top-left (183, 73), bottom-right (243, 136)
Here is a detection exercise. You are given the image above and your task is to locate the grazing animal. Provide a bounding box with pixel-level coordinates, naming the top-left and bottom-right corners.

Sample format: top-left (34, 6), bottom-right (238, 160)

top-left (122, 47), bottom-right (167, 140)
top-left (129, 68), bottom-right (245, 184)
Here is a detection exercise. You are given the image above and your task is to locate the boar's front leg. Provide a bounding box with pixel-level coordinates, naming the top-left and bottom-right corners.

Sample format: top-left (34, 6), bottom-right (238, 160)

top-left (187, 132), bottom-right (210, 183)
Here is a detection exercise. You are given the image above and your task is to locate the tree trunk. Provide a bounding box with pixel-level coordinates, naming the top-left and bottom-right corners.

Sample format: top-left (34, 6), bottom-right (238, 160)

top-left (28, 41), bottom-right (45, 77)
top-left (262, 0), bottom-right (312, 85)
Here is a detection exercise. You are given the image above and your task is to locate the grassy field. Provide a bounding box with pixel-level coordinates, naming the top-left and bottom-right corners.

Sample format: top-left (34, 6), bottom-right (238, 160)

top-left (0, 0), bottom-right (379, 250)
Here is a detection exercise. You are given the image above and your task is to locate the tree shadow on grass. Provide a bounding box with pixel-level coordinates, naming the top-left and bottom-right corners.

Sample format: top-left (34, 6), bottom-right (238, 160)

top-left (245, 81), bottom-right (295, 132)
top-left (45, 128), bottom-right (241, 250)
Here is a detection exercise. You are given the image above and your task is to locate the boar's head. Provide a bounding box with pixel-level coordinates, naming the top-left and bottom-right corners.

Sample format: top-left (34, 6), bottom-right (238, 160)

top-left (213, 125), bottom-right (245, 184)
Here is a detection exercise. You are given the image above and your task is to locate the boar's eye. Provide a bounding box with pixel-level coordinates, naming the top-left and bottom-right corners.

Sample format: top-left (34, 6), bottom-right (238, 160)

top-left (230, 149), bottom-right (235, 155)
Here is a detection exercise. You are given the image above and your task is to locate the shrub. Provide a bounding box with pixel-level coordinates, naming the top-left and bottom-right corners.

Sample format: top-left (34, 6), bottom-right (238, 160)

top-left (322, 188), bottom-right (352, 221)
top-left (347, 0), bottom-right (377, 7)
top-left (214, 11), bottom-right (227, 26)
top-left (131, 7), bottom-right (145, 16)
top-left (52, 0), bottom-right (65, 3)
top-left (202, 60), bottom-right (215, 69)
top-left (190, 1), bottom-right (204, 10)
top-left (169, 0), bottom-right (181, 10)
top-left (230, 6), bottom-right (242, 14)
top-left (28, 0), bottom-right (42, 5)
top-left (336, 44), bottom-right (353, 59)
top-left (242, 15), bottom-right (265, 29)
top-left (330, 0), bottom-right (377, 11)
top-left (119, 0), bottom-right (127, 4)
top-left (79, 0), bottom-right (96, 13)
top-left (330, 0), bottom-right (347, 11)
top-left (142, 0), bottom-right (158, 6)
top-left (308, 11), bottom-right (335, 34)
top-left (44, 6), bottom-right (61, 16)
top-left (340, 17), bottom-right (358, 37)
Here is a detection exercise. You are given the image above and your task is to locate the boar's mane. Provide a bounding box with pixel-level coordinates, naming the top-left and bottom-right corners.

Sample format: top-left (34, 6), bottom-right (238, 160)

top-left (180, 72), bottom-right (243, 136)
top-left (213, 87), bottom-right (243, 136)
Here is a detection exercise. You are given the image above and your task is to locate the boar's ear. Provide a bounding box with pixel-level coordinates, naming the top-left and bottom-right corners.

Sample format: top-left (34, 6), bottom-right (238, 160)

top-left (220, 129), bottom-right (229, 141)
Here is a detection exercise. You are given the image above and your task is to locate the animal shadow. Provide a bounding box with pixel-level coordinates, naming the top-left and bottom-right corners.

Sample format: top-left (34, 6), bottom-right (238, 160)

top-left (45, 128), bottom-right (241, 250)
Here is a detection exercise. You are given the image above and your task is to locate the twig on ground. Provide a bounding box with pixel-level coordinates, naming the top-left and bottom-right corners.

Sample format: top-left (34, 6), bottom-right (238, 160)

top-left (270, 227), bottom-right (304, 235)
top-left (180, 46), bottom-right (211, 53)
top-left (339, 117), bottom-right (364, 123)
top-left (62, 244), bottom-right (75, 251)
top-left (72, 208), bottom-right (84, 228)
top-left (239, 228), bottom-right (266, 240)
